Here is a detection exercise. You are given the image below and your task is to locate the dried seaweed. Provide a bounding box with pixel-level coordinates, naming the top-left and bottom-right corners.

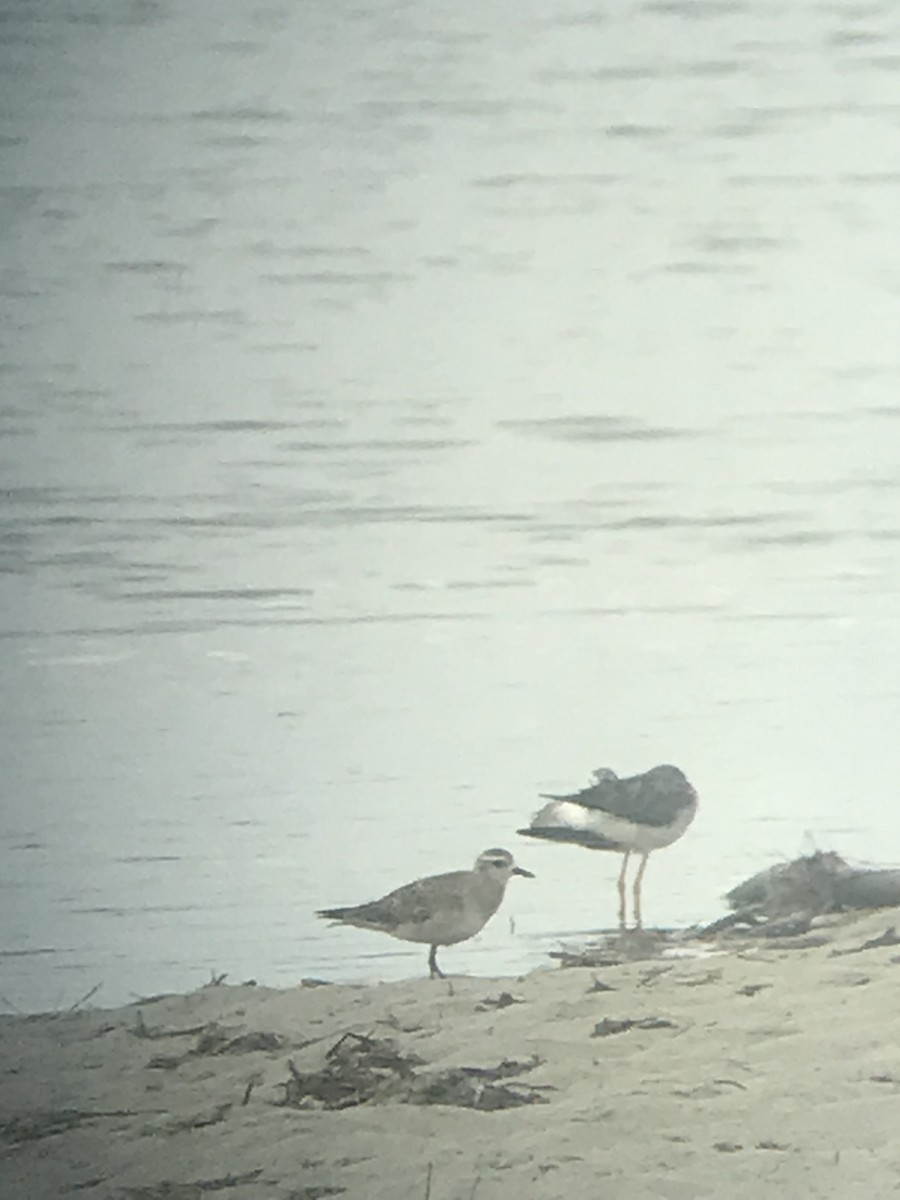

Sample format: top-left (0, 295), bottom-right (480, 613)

top-left (144, 1022), bottom-right (289, 1070)
top-left (591, 1016), bottom-right (675, 1038)
top-left (407, 1058), bottom-right (549, 1110)
top-left (407, 1071), bottom-right (548, 1111)
top-left (195, 1029), bottom-right (285, 1056)
top-left (280, 1032), bottom-right (422, 1110)
top-left (474, 992), bottom-right (524, 1011)
top-left (721, 853), bottom-right (900, 929)
top-left (551, 928), bottom-right (676, 969)
top-left (278, 1034), bottom-right (549, 1112)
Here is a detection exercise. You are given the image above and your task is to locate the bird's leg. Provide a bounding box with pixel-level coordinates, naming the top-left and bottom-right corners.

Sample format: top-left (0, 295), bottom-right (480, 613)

top-left (617, 851), bottom-right (631, 929)
top-left (428, 945), bottom-right (446, 979)
top-left (632, 852), bottom-right (650, 930)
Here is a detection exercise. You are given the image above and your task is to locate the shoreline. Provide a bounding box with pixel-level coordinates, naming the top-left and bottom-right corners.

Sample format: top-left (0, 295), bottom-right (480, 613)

top-left (2, 906), bottom-right (900, 1199)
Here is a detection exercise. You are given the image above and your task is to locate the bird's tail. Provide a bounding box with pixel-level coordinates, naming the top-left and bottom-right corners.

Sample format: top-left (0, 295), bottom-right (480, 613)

top-left (316, 906), bottom-right (350, 921)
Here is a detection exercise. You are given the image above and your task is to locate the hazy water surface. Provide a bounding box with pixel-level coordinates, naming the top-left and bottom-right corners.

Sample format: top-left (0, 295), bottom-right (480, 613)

top-left (2, 0), bottom-right (900, 1010)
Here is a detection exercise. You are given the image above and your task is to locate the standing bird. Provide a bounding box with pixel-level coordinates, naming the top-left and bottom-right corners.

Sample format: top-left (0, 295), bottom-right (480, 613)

top-left (518, 765), bottom-right (698, 929)
top-left (317, 847), bottom-right (534, 979)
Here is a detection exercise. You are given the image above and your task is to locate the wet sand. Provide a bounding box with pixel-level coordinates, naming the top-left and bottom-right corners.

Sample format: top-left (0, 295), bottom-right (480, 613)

top-left (2, 907), bottom-right (900, 1199)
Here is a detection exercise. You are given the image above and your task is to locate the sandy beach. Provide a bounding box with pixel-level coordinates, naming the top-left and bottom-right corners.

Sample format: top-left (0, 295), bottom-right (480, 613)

top-left (3, 907), bottom-right (900, 1200)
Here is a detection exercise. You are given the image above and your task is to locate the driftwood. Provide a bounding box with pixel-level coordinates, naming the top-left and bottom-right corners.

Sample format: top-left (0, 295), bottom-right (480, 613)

top-left (722, 851), bottom-right (900, 929)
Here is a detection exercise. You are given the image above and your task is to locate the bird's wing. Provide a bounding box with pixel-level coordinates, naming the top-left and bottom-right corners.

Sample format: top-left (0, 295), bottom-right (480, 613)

top-left (329, 871), bottom-right (467, 930)
top-left (542, 765), bottom-right (695, 828)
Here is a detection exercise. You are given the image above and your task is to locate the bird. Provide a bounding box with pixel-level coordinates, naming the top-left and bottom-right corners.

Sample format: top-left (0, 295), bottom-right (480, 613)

top-left (518, 764), bottom-right (698, 929)
top-left (316, 847), bottom-right (534, 979)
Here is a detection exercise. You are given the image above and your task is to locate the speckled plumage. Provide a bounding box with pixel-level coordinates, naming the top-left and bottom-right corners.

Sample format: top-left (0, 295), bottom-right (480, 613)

top-left (317, 848), bottom-right (534, 978)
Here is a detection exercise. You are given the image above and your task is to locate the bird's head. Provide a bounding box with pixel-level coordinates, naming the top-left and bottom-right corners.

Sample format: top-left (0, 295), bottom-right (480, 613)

top-left (474, 847), bottom-right (535, 880)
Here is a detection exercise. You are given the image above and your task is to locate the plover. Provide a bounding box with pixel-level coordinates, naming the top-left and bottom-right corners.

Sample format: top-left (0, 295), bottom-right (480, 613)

top-left (518, 764), bottom-right (698, 928)
top-left (317, 847), bottom-right (534, 978)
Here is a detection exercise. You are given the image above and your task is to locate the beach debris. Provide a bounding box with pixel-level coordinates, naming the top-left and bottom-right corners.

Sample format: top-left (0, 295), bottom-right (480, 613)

top-left (551, 927), bottom-right (677, 969)
top-left (474, 991), bottom-right (524, 1011)
top-left (133, 1011), bottom-right (210, 1040)
top-left (750, 914), bottom-right (813, 938)
top-left (280, 1032), bottom-right (423, 1110)
top-left (830, 926), bottom-right (900, 957)
top-left (714, 852), bottom-right (900, 935)
top-left (195, 1028), bottom-right (285, 1055)
top-left (673, 1080), bottom-right (744, 1100)
top-left (587, 976), bottom-right (617, 993)
top-left (767, 935), bottom-right (830, 951)
top-left (591, 1016), bottom-right (675, 1038)
top-left (406, 1058), bottom-right (549, 1111)
top-left (550, 946), bottom-right (623, 969)
top-left (65, 982), bottom-right (103, 1012)
top-left (697, 912), bottom-right (746, 937)
top-left (144, 1022), bottom-right (289, 1070)
top-left (278, 1034), bottom-right (547, 1112)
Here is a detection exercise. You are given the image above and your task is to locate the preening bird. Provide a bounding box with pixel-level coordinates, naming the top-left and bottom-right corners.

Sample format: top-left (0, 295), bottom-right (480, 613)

top-left (518, 764), bottom-right (698, 928)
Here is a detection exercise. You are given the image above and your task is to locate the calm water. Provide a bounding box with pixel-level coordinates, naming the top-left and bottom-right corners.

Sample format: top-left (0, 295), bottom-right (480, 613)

top-left (2, 0), bottom-right (900, 1011)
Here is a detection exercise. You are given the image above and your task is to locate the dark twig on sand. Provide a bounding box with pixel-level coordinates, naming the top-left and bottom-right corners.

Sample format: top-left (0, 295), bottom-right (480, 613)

top-left (132, 1011), bottom-right (212, 1040)
top-left (66, 983), bottom-right (102, 1013)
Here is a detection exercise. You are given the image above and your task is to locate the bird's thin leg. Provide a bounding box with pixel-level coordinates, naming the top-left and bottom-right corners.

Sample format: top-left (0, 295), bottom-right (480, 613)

top-left (428, 945), bottom-right (445, 979)
top-left (633, 852), bottom-right (650, 930)
top-left (616, 851), bottom-right (631, 929)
